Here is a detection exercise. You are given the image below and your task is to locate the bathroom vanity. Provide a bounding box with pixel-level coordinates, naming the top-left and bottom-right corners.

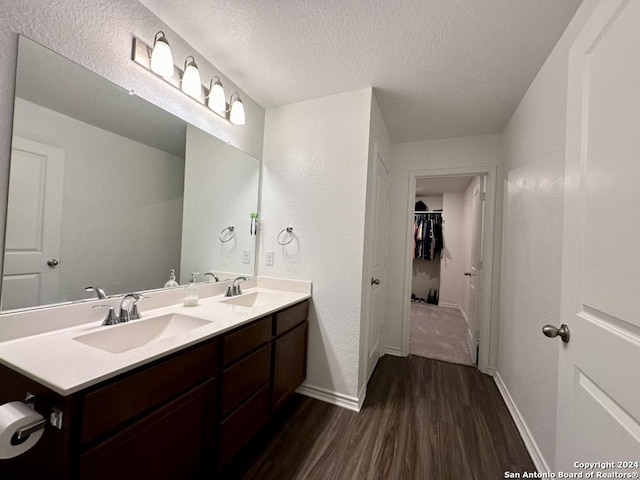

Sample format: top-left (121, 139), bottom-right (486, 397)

top-left (0, 285), bottom-right (310, 479)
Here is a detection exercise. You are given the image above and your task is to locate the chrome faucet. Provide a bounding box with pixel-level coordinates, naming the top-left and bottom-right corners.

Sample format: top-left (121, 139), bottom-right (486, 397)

top-left (85, 285), bottom-right (108, 299)
top-left (93, 305), bottom-right (119, 326)
top-left (204, 272), bottom-right (219, 282)
top-left (226, 276), bottom-right (248, 297)
top-left (118, 293), bottom-right (143, 322)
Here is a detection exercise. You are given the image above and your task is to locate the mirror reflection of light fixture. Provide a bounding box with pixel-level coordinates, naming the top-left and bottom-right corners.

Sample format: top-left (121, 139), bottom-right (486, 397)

top-left (149, 31), bottom-right (174, 78)
top-left (181, 56), bottom-right (202, 98)
top-left (229, 92), bottom-right (246, 125)
top-left (208, 76), bottom-right (226, 115)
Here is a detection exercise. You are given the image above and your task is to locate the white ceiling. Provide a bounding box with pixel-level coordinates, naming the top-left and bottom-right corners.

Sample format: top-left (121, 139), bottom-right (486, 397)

top-left (140, 0), bottom-right (582, 144)
top-left (416, 176), bottom-right (474, 196)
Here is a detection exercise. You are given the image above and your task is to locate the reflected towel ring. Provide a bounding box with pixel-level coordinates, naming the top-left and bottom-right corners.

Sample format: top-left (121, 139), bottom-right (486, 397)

top-left (219, 226), bottom-right (235, 242)
top-left (277, 227), bottom-right (295, 246)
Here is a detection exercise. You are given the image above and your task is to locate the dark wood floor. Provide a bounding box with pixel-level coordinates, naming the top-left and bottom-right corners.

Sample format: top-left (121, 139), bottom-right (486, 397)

top-left (224, 355), bottom-right (535, 480)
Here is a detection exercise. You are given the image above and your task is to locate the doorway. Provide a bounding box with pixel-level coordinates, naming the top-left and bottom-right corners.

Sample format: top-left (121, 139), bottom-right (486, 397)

top-left (409, 175), bottom-right (485, 366)
top-left (401, 167), bottom-right (498, 374)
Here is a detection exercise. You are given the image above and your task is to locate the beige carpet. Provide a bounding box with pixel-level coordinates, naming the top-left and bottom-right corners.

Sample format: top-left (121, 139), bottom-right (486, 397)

top-left (409, 303), bottom-right (474, 366)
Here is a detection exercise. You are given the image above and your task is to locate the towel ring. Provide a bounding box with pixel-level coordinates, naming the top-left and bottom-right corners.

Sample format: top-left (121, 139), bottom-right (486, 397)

top-left (277, 227), bottom-right (295, 246)
top-left (219, 226), bottom-right (235, 243)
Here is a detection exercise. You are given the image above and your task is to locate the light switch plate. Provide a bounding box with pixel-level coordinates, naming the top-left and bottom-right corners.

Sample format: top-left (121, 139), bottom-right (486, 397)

top-left (242, 250), bottom-right (251, 264)
top-left (265, 251), bottom-right (274, 266)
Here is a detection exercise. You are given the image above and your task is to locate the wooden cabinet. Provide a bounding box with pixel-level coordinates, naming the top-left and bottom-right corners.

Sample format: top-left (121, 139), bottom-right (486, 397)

top-left (79, 380), bottom-right (215, 480)
top-left (0, 299), bottom-right (309, 479)
top-left (273, 322), bottom-right (308, 410)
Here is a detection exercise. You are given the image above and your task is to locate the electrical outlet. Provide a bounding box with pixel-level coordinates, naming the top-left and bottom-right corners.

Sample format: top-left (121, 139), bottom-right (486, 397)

top-left (242, 250), bottom-right (251, 264)
top-left (265, 251), bottom-right (274, 266)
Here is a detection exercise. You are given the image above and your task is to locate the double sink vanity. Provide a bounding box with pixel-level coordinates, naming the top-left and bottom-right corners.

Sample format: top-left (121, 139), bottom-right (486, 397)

top-left (0, 277), bottom-right (311, 479)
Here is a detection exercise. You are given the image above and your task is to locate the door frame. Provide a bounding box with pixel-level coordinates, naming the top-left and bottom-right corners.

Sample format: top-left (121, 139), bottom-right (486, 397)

top-left (400, 166), bottom-right (498, 374)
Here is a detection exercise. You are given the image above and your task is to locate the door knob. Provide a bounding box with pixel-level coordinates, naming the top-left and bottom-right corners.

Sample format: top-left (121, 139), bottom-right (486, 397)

top-left (47, 259), bottom-right (60, 267)
top-left (371, 278), bottom-right (380, 285)
top-left (542, 324), bottom-right (570, 343)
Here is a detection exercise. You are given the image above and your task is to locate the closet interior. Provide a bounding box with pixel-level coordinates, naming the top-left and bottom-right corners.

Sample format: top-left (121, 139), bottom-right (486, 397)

top-left (409, 175), bottom-right (485, 366)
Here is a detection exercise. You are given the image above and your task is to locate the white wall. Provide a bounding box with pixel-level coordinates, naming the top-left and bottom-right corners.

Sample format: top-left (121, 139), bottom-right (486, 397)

top-left (180, 125), bottom-right (259, 283)
top-left (497, 0), bottom-right (599, 470)
top-left (0, 0), bottom-right (265, 280)
top-left (259, 88), bottom-right (372, 402)
top-left (415, 195), bottom-right (443, 211)
top-left (13, 98), bottom-right (184, 300)
top-left (439, 193), bottom-right (464, 307)
top-left (385, 134), bottom-right (502, 353)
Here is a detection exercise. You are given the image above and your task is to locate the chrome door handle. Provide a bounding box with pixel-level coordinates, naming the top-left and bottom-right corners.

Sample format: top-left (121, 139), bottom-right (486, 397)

top-left (47, 259), bottom-right (59, 267)
top-left (542, 324), bottom-right (570, 343)
top-left (371, 278), bottom-right (380, 285)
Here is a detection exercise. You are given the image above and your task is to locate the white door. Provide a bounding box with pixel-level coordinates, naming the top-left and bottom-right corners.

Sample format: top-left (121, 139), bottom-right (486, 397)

top-left (466, 177), bottom-right (485, 365)
top-left (2, 137), bottom-right (65, 311)
top-left (367, 149), bottom-right (390, 380)
top-left (555, 0), bottom-right (640, 470)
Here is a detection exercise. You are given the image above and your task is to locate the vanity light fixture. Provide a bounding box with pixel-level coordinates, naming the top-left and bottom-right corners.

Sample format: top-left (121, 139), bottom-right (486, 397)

top-left (208, 76), bottom-right (226, 115)
top-left (229, 92), bottom-right (246, 126)
top-left (181, 56), bottom-right (202, 98)
top-left (132, 34), bottom-right (246, 126)
top-left (149, 31), bottom-right (174, 78)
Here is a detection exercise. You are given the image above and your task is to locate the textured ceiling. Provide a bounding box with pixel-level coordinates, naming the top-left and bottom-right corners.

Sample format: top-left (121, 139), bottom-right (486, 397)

top-left (139, 0), bottom-right (582, 143)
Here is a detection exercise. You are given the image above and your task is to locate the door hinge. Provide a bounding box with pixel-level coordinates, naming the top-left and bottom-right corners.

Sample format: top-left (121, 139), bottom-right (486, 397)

top-left (480, 192), bottom-right (486, 201)
top-left (477, 260), bottom-right (483, 269)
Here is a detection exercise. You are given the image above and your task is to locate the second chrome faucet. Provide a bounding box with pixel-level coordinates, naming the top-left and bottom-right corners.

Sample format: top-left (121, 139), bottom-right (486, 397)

top-left (94, 292), bottom-right (144, 326)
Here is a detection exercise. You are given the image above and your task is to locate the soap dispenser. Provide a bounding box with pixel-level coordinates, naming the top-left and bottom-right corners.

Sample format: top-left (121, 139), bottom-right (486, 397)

top-left (164, 269), bottom-right (179, 288)
top-left (183, 272), bottom-right (199, 307)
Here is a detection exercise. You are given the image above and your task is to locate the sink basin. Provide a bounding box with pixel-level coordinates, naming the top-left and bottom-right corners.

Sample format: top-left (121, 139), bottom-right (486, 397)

top-left (220, 291), bottom-right (286, 308)
top-left (73, 313), bottom-right (211, 354)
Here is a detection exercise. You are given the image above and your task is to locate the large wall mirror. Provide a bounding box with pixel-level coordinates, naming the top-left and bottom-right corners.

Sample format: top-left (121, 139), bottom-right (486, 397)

top-left (1, 36), bottom-right (260, 312)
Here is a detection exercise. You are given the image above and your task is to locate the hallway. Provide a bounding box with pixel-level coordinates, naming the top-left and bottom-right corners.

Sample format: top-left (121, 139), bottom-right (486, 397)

top-left (225, 355), bottom-right (535, 479)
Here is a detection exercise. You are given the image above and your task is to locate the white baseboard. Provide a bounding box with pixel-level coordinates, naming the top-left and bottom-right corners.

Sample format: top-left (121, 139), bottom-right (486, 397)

top-left (296, 383), bottom-right (362, 412)
top-left (383, 345), bottom-right (404, 357)
top-left (438, 302), bottom-right (460, 309)
top-left (492, 372), bottom-right (549, 473)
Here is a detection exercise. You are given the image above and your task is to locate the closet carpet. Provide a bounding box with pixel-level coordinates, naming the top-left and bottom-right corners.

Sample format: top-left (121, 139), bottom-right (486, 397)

top-left (410, 303), bottom-right (474, 366)
top-left (223, 355), bottom-right (535, 480)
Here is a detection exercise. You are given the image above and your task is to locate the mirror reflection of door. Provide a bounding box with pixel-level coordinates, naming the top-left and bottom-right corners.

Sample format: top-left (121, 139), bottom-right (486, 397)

top-left (2, 137), bottom-right (64, 310)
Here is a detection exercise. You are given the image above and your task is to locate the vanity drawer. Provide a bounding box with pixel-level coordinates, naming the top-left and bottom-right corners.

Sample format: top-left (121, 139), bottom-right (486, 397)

top-left (220, 343), bottom-right (271, 418)
top-left (222, 315), bottom-right (272, 366)
top-left (80, 339), bottom-right (218, 444)
top-left (274, 300), bottom-right (309, 336)
top-left (218, 383), bottom-right (270, 469)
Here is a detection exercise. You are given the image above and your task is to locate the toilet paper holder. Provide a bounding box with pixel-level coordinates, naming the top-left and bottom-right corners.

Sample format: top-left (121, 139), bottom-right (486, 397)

top-left (14, 393), bottom-right (62, 441)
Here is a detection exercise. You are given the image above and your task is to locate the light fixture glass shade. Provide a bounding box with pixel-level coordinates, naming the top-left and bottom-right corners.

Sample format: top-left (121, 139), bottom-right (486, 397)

top-left (229, 93), bottom-right (246, 125)
top-left (150, 32), bottom-right (174, 78)
top-left (181, 56), bottom-right (202, 98)
top-left (208, 77), bottom-right (226, 114)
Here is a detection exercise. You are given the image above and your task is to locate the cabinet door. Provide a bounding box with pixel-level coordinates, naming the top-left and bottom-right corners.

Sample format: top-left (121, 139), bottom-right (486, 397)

top-left (273, 321), bottom-right (308, 410)
top-left (79, 380), bottom-right (215, 480)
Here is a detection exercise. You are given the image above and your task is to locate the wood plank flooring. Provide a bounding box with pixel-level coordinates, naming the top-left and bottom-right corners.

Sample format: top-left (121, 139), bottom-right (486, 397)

top-left (222, 355), bottom-right (535, 480)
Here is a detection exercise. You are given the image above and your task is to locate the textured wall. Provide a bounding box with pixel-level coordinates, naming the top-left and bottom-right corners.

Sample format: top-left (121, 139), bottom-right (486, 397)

top-left (386, 135), bottom-right (502, 353)
top-left (259, 88), bottom-right (372, 400)
top-left (0, 0), bottom-right (265, 283)
top-left (498, 0), bottom-right (599, 470)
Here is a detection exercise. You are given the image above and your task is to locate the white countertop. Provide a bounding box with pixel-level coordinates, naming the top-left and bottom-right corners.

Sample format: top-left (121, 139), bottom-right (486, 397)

top-left (0, 284), bottom-right (310, 396)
